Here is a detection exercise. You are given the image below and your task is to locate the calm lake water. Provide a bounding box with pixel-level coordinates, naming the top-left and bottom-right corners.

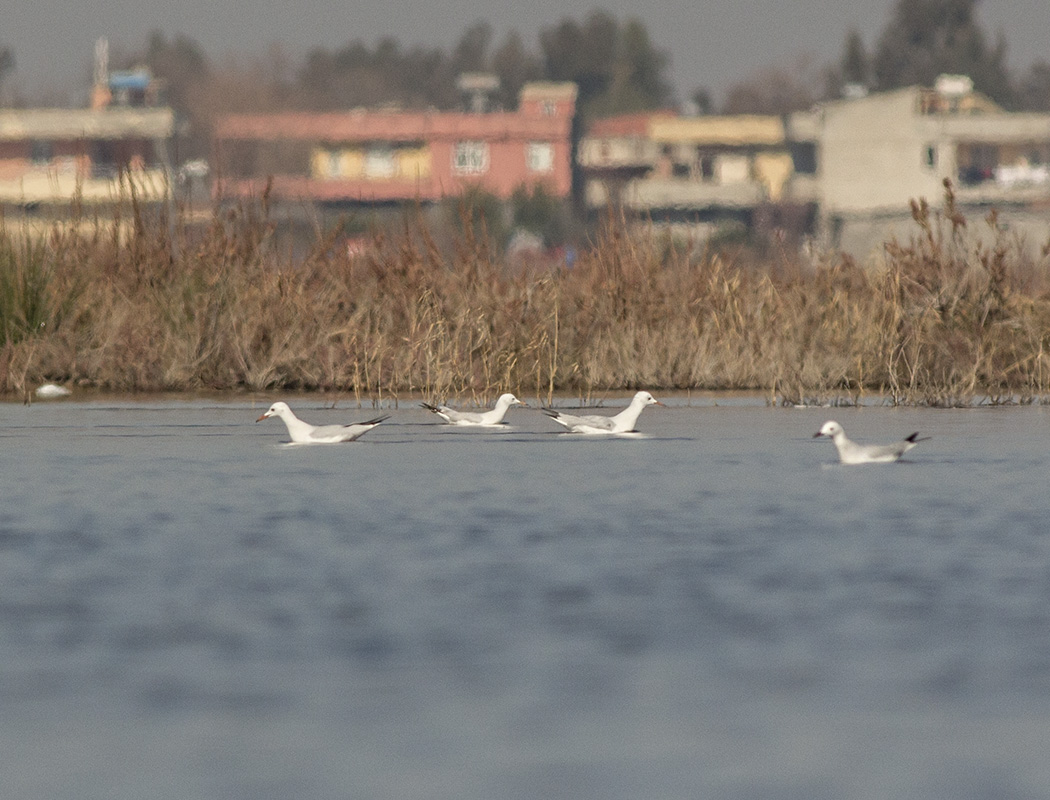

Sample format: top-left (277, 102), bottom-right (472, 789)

top-left (4, 395), bottom-right (1050, 800)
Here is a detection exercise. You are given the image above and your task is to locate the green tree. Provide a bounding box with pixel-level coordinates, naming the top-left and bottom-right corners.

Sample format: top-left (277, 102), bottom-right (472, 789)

top-left (143, 31), bottom-right (209, 109)
top-left (840, 29), bottom-right (870, 87)
top-left (540, 12), bottom-right (671, 118)
top-left (688, 86), bottom-right (714, 115)
top-left (511, 183), bottom-right (568, 244)
top-left (722, 55), bottom-right (824, 115)
top-left (298, 38), bottom-right (449, 110)
top-left (491, 31), bottom-right (543, 110)
top-left (1017, 61), bottom-right (1050, 112)
top-left (0, 46), bottom-right (13, 87)
top-left (449, 21), bottom-right (492, 77)
top-left (446, 186), bottom-right (508, 251)
top-left (590, 19), bottom-right (672, 115)
top-left (871, 0), bottom-right (1014, 104)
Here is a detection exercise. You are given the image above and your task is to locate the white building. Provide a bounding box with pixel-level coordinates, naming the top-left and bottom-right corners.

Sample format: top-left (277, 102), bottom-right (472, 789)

top-left (793, 77), bottom-right (1050, 258)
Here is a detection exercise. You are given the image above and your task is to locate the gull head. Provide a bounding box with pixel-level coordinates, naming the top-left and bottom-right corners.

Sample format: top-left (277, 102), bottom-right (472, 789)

top-left (636, 391), bottom-right (665, 407)
top-left (257, 401), bottom-right (291, 422)
top-left (498, 393), bottom-right (526, 408)
top-left (814, 420), bottom-right (843, 439)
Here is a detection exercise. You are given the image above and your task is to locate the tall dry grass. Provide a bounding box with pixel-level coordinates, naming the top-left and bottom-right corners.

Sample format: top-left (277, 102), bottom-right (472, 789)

top-left (2, 180), bottom-right (1050, 405)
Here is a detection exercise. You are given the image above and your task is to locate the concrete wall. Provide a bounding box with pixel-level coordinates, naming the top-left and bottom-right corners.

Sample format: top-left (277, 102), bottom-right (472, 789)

top-left (818, 88), bottom-right (948, 215)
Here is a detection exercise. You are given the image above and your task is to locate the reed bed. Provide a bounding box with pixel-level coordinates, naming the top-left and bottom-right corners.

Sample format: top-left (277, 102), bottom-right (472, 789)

top-left (2, 181), bottom-right (1050, 406)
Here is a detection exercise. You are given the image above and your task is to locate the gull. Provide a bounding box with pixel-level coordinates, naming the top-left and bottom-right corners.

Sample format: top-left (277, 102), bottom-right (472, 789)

top-left (542, 391), bottom-right (665, 434)
top-left (36, 383), bottom-right (72, 399)
top-left (813, 420), bottom-right (929, 464)
top-left (256, 401), bottom-right (388, 444)
top-left (420, 393), bottom-right (525, 426)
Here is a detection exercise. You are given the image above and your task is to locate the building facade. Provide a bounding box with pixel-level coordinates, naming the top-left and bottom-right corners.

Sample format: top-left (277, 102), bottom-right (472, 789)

top-left (791, 77), bottom-right (1050, 257)
top-left (212, 82), bottom-right (577, 205)
top-left (0, 108), bottom-right (173, 210)
top-left (578, 111), bottom-right (815, 243)
top-left (0, 60), bottom-right (173, 211)
top-left (578, 77), bottom-right (1050, 259)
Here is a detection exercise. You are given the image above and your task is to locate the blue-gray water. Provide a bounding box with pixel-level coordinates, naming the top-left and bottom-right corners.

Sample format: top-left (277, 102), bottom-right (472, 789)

top-left (4, 396), bottom-right (1050, 800)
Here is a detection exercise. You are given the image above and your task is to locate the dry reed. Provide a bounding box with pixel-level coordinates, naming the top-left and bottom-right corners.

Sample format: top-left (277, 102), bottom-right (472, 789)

top-left (2, 180), bottom-right (1050, 406)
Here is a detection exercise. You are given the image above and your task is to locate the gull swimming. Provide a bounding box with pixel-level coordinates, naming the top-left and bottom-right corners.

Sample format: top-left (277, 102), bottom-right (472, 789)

top-left (420, 392), bottom-right (525, 426)
top-left (542, 391), bottom-right (665, 434)
top-left (814, 420), bottom-right (929, 464)
top-left (256, 401), bottom-right (389, 444)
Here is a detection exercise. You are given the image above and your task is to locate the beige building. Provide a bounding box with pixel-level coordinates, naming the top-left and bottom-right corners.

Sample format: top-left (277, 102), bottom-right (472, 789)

top-left (579, 111), bottom-right (814, 243)
top-left (0, 107), bottom-right (174, 209)
top-left (0, 57), bottom-right (174, 212)
top-left (792, 77), bottom-right (1050, 257)
top-left (580, 77), bottom-right (1050, 259)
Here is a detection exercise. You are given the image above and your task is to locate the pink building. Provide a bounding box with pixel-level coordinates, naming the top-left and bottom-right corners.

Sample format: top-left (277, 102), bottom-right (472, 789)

top-left (213, 82), bottom-right (577, 204)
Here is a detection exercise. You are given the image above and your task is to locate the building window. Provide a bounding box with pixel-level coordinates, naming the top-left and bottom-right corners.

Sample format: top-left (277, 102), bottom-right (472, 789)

top-left (30, 140), bottom-right (53, 165)
top-left (326, 150), bottom-right (342, 178)
top-left (453, 141), bottom-right (489, 175)
top-left (698, 154), bottom-right (715, 181)
top-left (91, 140), bottom-right (117, 178)
top-left (364, 146), bottom-right (396, 178)
top-left (924, 144), bottom-right (937, 169)
top-left (542, 100), bottom-right (557, 117)
top-left (790, 142), bottom-right (817, 175)
top-left (526, 142), bottom-right (554, 173)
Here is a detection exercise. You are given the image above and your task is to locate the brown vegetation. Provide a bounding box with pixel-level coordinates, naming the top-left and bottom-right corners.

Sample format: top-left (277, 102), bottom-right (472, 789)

top-left (2, 182), bottom-right (1050, 406)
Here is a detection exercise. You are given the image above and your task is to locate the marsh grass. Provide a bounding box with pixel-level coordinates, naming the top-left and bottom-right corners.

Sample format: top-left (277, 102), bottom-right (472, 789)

top-left (2, 180), bottom-right (1050, 406)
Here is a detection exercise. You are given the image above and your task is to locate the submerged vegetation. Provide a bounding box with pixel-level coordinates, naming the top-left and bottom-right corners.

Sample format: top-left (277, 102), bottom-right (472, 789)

top-left (2, 182), bottom-right (1050, 406)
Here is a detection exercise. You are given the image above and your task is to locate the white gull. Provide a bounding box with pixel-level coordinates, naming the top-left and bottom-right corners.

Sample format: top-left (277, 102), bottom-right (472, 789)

top-left (814, 420), bottom-right (928, 464)
top-left (420, 393), bottom-right (525, 426)
top-left (36, 383), bottom-right (72, 398)
top-left (542, 391), bottom-right (664, 434)
top-left (256, 401), bottom-right (388, 444)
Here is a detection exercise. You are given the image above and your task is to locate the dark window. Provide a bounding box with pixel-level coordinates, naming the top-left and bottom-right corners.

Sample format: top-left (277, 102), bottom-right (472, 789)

top-left (30, 140), bottom-right (53, 164)
top-left (790, 141), bottom-right (817, 174)
top-left (92, 141), bottom-right (117, 178)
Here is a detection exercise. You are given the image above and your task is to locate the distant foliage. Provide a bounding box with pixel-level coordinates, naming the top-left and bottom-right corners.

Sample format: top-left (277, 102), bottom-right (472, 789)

top-left (540, 12), bottom-right (672, 119)
top-left (1017, 61), bottom-right (1050, 112)
top-left (721, 54), bottom-right (827, 115)
top-left (870, 0), bottom-right (1014, 105)
top-left (510, 184), bottom-right (570, 244)
top-left (103, 11), bottom-right (673, 137)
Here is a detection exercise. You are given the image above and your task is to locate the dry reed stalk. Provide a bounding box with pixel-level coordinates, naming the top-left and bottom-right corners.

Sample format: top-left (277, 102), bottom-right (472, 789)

top-left (2, 183), bottom-right (1050, 404)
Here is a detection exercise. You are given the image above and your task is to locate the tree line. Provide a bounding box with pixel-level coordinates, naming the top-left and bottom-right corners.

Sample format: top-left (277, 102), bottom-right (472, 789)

top-left (1, 0), bottom-right (1049, 158)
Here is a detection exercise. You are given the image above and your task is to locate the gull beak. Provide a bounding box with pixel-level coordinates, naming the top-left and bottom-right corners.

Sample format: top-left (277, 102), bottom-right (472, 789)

top-left (654, 400), bottom-right (667, 407)
top-left (812, 431), bottom-right (823, 438)
top-left (256, 413), bottom-right (268, 422)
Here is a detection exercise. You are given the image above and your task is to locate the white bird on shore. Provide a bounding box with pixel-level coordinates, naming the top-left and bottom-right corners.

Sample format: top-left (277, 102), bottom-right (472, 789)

top-left (256, 401), bottom-right (388, 444)
top-left (36, 383), bottom-right (72, 399)
top-left (542, 391), bottom-right (665, 434)
top-left (813, 420), bottom-right (928, 464)
top-left (420, 393), bottom-right (525, 426)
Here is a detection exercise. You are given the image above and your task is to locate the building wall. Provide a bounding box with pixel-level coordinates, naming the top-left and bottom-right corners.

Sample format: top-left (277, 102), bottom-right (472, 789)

top-left (808, 85), bottom-right (1050, 260)
top-left (0, 108), bottom-right (173, 206)
top-left (817, 88), bottom-right (948, 215)
top-left (214, 82), bottom-right (577, 204)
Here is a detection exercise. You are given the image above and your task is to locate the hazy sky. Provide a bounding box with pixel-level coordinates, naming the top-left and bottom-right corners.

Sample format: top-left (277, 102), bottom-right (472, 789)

top-left (6, 0), bottom-right (1050, 103)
